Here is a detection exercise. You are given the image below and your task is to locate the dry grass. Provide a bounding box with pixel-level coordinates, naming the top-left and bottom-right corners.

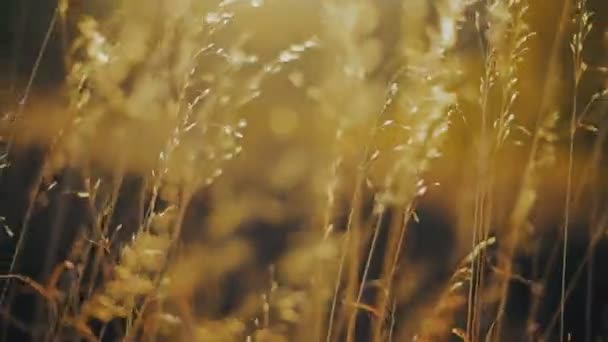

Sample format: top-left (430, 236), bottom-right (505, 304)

top-left (0, 0), bottom-right (607, 341)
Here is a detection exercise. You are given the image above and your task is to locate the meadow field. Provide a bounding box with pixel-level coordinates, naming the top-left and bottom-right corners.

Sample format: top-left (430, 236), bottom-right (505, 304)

top-left (0, 0), bottom-right (607, 341)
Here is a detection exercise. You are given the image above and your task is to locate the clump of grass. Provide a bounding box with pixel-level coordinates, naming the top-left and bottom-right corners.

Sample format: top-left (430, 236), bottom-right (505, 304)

top-left (0, 0), bottom-right (607, 341)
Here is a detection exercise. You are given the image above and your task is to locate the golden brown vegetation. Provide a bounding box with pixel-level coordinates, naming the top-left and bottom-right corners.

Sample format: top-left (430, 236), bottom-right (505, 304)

top-left (0, 0), bottom-right (607, 341)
